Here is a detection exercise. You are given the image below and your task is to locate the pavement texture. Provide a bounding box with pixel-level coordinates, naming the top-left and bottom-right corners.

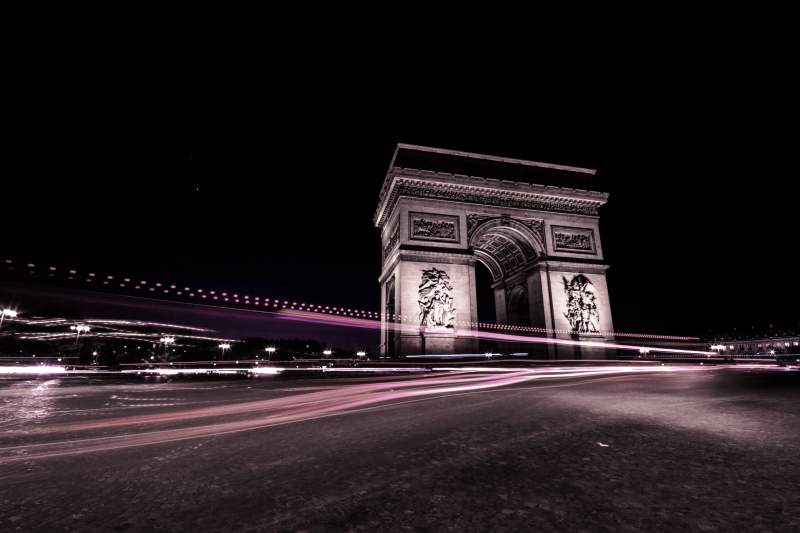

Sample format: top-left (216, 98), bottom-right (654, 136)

top-left (1, 365), bottom-right (799, 532)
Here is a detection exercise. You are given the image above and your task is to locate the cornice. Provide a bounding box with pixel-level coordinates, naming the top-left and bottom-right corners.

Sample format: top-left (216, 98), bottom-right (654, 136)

top-left (375, 172), bottom-right (608, 227)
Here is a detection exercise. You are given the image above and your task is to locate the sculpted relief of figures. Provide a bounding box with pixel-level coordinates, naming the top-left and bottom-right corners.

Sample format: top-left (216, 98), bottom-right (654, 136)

top-left (410, 213), bottom-right (459, 242)
top-left (418, 268), bottom-right (456, 329)
top-left (563, 274), bottom-right (600, 334)
top-left (552, 226), bottom-right (595, 253)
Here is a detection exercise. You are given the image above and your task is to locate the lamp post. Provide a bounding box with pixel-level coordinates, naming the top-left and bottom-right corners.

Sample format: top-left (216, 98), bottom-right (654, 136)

top-left (219, 343), bottom-right (231, 359)
top-left (0, 308), bottom-right (18, 330)
top-left (323, 349), bottom-right (332, 358)
top-left (356, 351), bottom-right (366, 358)
top-left (160, 336), bottom-right (176, 357)
top-left (265, 346), bottom-right (276, 361)
top-left (70, 324), bottom-right (90, 344)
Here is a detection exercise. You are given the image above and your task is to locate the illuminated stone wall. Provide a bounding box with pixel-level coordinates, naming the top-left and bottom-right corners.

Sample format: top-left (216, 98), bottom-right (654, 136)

top-left (376, 145), bottom-right (614, 358)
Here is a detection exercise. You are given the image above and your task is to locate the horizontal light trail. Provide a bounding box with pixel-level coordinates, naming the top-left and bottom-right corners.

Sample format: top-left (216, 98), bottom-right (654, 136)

top-left (277, 310), bottom-right (715, 357)
top-left (0, 365), bottom-right (67, 375)
top-left (0, 365), bottom-right (709, 464)
top-left (1, 256), bottom-right (700, 341)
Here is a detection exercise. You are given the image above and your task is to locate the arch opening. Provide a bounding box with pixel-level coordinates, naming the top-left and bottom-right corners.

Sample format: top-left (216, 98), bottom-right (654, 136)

top-left (469, 218), bottom-right (543, 282)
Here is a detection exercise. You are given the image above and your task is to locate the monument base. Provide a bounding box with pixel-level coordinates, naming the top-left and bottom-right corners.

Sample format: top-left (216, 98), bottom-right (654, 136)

top-left (399, 327), bottom-right (478, 356)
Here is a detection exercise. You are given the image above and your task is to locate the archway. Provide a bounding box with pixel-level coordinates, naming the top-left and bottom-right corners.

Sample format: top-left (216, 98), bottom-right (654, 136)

top-left (376, 143), bottom-right (613, 357)
top-left (470, 217), bottom-right (543, 329)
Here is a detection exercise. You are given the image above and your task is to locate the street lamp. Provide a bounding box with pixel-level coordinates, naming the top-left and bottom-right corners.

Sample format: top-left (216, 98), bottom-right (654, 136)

top-left (0, 308), bottom-right (18, 330)
top-left (219, 343), bottom-right (231, 359)
top-left (70, 324), bottom-right (90, 343)
top-left (638, 348), bottom-right (651, 358)
top-left (265, 346), bottom-right (276, 361)
top-left (323, 349), bottom-right (332, 358)
top-left (356, 351), bottom-right (366, 358)
top-left (160, 336), bottom-right (176, 357)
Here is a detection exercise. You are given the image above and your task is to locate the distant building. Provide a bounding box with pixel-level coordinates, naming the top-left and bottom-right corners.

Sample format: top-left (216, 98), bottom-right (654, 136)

top-left (706, 329), bottom-right (800, 357)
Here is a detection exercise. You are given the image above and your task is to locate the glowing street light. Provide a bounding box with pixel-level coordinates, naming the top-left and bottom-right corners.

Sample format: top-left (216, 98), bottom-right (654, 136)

top-left (265, 346), bottom-right (276, 360)
top-left (219, 343), bottom-right (231, 358)
top-left (323, 349), bottom-right (333, 357)
top-left (160, 336), bottom-right (176, 356)
top-left (70, 323), bottom-right (90, 343)
top-left (356, 351), bottom-right (366, 358)
top-left (0, 308), bottom-right (18, 330)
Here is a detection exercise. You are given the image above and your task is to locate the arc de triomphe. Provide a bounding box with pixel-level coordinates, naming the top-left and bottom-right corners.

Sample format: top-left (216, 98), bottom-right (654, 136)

top-left (376, 144), bottom-right (613, 357)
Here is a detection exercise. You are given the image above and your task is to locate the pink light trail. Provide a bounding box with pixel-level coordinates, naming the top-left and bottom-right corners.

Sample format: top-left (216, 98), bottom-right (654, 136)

top-left (0, 365), bottom-right (709, 465)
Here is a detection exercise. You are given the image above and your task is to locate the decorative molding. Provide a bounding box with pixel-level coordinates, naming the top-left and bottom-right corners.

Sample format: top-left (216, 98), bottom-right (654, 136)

top-left (409, 212), bottom-right (459, 243)
top-left (518, 218), bottom-right (545, 244)
top-left (551, 225), bottom-right (596, 254)
top-left (467, 214), bottom-right (544, 244)
top-left (376, 178), bottom-right (604, 227)
top-left (382, 224), bottom-right (400, 262)
top-left (467, 214), bottom-right (493, 236)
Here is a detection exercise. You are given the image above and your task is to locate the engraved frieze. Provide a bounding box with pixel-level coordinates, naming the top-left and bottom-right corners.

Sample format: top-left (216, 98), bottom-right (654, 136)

top-left (551, 226), bottom-right (596, 254)
top-left (409, 212), bottom-right (459, 243)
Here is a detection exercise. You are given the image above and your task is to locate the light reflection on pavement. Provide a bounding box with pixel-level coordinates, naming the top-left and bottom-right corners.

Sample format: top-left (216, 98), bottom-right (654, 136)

top-left (0, 365), bottom-right (709, 464)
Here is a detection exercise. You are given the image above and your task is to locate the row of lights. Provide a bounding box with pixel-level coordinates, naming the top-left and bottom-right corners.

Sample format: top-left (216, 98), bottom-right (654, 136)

top-left (4, 257), bottom-right (699, 340)
top-left (5, 310), bottom-right (369, 358)
top-left (4, 259), bottom-right (387, 320)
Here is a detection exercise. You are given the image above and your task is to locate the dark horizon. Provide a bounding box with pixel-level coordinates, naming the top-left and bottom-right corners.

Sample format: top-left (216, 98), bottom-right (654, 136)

top-left (3, 69), bottom-right (798, 339)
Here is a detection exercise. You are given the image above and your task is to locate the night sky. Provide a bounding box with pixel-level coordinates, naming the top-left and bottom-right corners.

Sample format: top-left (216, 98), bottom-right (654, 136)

top-left (3, 59), bottom-right (798, 341)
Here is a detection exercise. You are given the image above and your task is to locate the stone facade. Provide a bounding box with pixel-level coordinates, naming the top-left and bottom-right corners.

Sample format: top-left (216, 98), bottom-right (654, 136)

top-left (376, 144), bottom-right (614, 358)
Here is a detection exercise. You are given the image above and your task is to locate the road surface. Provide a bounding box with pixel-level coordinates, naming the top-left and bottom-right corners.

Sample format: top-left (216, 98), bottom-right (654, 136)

top-left (1, 365), bottom-right (799, 531)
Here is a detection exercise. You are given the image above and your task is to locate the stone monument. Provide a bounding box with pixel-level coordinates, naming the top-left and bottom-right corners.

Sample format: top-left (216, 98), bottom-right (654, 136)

top-left (375, 144), bottom-right (613, 358)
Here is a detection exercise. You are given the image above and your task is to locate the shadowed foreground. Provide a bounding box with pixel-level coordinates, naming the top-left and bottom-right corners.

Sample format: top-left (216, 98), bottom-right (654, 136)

top-left (1, 366), bottom-right (799, 531)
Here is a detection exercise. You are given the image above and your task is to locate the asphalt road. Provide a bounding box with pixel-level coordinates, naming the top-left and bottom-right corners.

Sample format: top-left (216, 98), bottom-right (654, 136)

top-left (1, 365), bottom-right (799, 532)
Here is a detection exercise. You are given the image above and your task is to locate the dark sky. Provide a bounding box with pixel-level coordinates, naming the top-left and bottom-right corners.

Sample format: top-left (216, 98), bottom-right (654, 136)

top-left (3, 51), bottom-right (798, 340)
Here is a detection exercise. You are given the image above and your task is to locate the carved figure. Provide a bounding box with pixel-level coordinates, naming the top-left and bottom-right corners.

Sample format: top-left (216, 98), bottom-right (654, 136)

top-left (563, 274), bottom-right (600, 334)
top-left (418, 268), bottom-right (456, 328)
